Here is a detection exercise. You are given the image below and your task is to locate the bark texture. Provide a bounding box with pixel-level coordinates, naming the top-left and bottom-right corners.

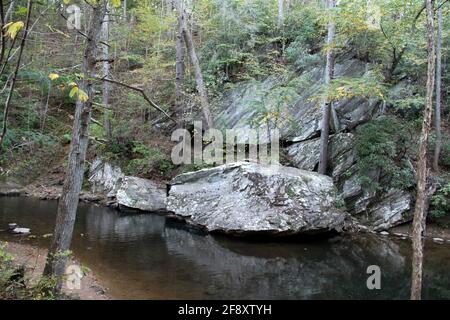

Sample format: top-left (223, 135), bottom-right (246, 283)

top-left (433, 6), bottom-right (442, 171)
top-left (318, 0), bottom-right (336, 175)
top-left (411, 0), bottom-right (435, 301)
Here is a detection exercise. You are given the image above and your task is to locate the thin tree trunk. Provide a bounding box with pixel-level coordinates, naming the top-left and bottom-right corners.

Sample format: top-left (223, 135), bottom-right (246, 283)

top-left (278, 0), bottom-right (284, 28)
top-left (433, 6), bottom-right (442, 171)
top-left (43, 1), bottom-right (107, 289)
top-left (318, 0), bottom-right (336, 175)
top-left (5, 0), bottom-right (14, 23)
top-left (102, 2), bottom-right (112, 140)
top-left (0, 0), bottom-right (33, 155)
top-left (411, 0), bottom-right (436, 301)
top-left (123, 0), bottom-right (127, 20)
top-left (175, 1), bottom-right (213, 129)
top-left (0, 0), bottom-right (6, 68)
top-left (174, 13), bottom-right (185, 126)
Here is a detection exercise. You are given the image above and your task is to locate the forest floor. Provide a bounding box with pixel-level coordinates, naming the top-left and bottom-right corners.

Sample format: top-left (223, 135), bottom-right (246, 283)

top-left (1, 241), bottom-right (111, 300)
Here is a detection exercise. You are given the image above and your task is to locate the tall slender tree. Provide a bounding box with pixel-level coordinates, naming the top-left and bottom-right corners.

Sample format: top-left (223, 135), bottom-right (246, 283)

top-left (433, 5), bottom-right (442, 171)
top-left (174, 4), bottom-right (186, 126)
top-left (175, 0), bottom-right (213, 129)
top-left (318, 0), bottom-right (336, 175)
top-left (411, 0), bottom-right (436, 301)
top-left (102, 1), bottom-right (112, 140)
top-left (43, 1), bottom-right (108, 289)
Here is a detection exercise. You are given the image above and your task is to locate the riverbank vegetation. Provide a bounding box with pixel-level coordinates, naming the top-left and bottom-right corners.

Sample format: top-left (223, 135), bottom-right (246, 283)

top-left (0, 0), bottom-right (448, 300)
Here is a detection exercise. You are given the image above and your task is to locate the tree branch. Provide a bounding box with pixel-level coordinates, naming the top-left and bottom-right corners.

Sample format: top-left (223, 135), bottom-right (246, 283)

top-left (94, 76), bottom-right (178, 125)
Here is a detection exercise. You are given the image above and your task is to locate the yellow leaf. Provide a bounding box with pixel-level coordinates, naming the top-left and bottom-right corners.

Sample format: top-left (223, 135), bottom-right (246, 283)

top-left (78, 89), bottom-right (89, 102)
top-left (111, 0), bottom-right (121, 8)
top-left (68, 82), bottom-right (77, 87)
top-left (4, 21), bottom-right (24, 39)
top-left (69, 86), bottom-right (79, 98)
top-left (48, 73), bottom-right (59, 81)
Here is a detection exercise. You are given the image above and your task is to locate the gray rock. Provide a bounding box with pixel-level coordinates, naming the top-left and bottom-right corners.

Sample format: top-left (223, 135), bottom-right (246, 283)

top-left (286, 133), bottom-right (413, 230)
top-left (89, 158), bottom-right (124, 198)
top-left (363, 190), bottom-right (412, 231)
top-left (116, 176), bottom-right (166, 212)
top-left (286, 138), bottom-right (320, 171)
top-left (167, 162), bottom-right (348, 236)
top-left (215, 59), bottom-right (381, 142)
top-left (8, 223), bottom-right (17, 230)
top-left (433, 238), bottom-right (444, 244)
top-left (379, 231), bottom-right (389, 236)
top-left (11, 227), bottom-right (30, 234)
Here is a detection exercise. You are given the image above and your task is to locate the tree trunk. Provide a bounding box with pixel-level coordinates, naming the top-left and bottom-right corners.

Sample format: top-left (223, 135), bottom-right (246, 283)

top-left (318, 0), bottom-right (336, 175)
top-left (433, 5), bottom-right (442, 171)
top-left (102, 2), bottom-right (112, 140)
top-left (411, 0), bottom-right (436, 301)
top-left (5, 0), bottom-right (15, 23)
top-left (174, 13), bottom-right (186, 127)
top-left (43, 1), bottom-right (107, 289)
top-left (0, 0), bottom-right (33, 155)
top-left (175, 1), bottom-right (213, 129)
top-left (278, 0), bottom-right (284, 28)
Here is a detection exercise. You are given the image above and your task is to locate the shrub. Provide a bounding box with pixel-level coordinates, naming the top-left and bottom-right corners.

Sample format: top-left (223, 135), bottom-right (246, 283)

top-left (126, 141), bottom-right (174, 176)
top-left (431, 182), bottom-right (450, 218)
top-left (355, 116), bottom-right (416, 192)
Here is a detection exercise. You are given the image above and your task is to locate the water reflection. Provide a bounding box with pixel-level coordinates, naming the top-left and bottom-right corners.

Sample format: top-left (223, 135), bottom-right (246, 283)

top-left (1, 197), bottom-right (449, 299)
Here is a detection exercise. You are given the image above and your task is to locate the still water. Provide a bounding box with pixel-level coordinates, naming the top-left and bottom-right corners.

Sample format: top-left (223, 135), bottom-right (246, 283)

top-left (1, 196), bottom-right (450, 299)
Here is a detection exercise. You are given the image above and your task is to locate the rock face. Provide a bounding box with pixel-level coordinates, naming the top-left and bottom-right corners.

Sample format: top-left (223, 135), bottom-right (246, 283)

top-left (167, 162), bottom-right (348, 235)
top-left (89, 158), bottom-right (124, 198)
top-left (215, 58), bottom-right (381, 142)
top-left (89, 158), bottom-right (167, 212)
top-left (116, 176), bottom-right (166, 212)
top-left (286, 133), bottom-right (413, 230)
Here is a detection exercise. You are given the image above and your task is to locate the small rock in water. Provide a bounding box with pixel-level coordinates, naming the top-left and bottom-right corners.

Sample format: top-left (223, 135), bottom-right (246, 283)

top-left (379, 231), bottom-right (389, 236)
top-left (433, 238), bottom-right (444, 243)
top-left (11, 227), bottom-right (31, 235)
top-left (8, 223), bottom-right (17, 230)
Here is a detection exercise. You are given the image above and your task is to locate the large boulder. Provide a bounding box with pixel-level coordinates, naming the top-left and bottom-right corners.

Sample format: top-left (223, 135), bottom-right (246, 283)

top-left (286, 133), bottom-right (413, 230)
top-left (116, 176), bottom-right (166, 212)
top-left (88, 158), bottom-right (124, 198)
top-left (167, 162), bottom-right (348, 236)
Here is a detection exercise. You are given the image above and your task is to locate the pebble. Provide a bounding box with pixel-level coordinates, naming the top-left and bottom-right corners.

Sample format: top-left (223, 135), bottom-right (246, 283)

top-left (379, 231), bottom-right (389, 236)
top-left (433, 238), bottom-right (444, 243)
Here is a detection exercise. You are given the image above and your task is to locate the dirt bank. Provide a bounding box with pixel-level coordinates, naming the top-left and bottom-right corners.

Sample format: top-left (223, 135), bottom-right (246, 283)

top-left (1, 241), bottom-right (111, 300)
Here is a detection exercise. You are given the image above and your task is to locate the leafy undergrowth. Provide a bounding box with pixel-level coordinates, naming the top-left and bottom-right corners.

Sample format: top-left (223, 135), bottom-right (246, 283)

top-left (0, 244), bottom-right (58, 300)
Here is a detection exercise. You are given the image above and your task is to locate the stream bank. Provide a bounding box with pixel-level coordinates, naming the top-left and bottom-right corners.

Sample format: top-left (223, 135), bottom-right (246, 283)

top-left (1, 241), bottom-right (111, 300)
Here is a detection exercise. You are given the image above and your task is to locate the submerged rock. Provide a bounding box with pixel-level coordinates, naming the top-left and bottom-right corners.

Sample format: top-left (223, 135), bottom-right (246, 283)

top-left (167, 162), bottom-right (348, 236)
top-left (116, 176), bottom-right (166, 212)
